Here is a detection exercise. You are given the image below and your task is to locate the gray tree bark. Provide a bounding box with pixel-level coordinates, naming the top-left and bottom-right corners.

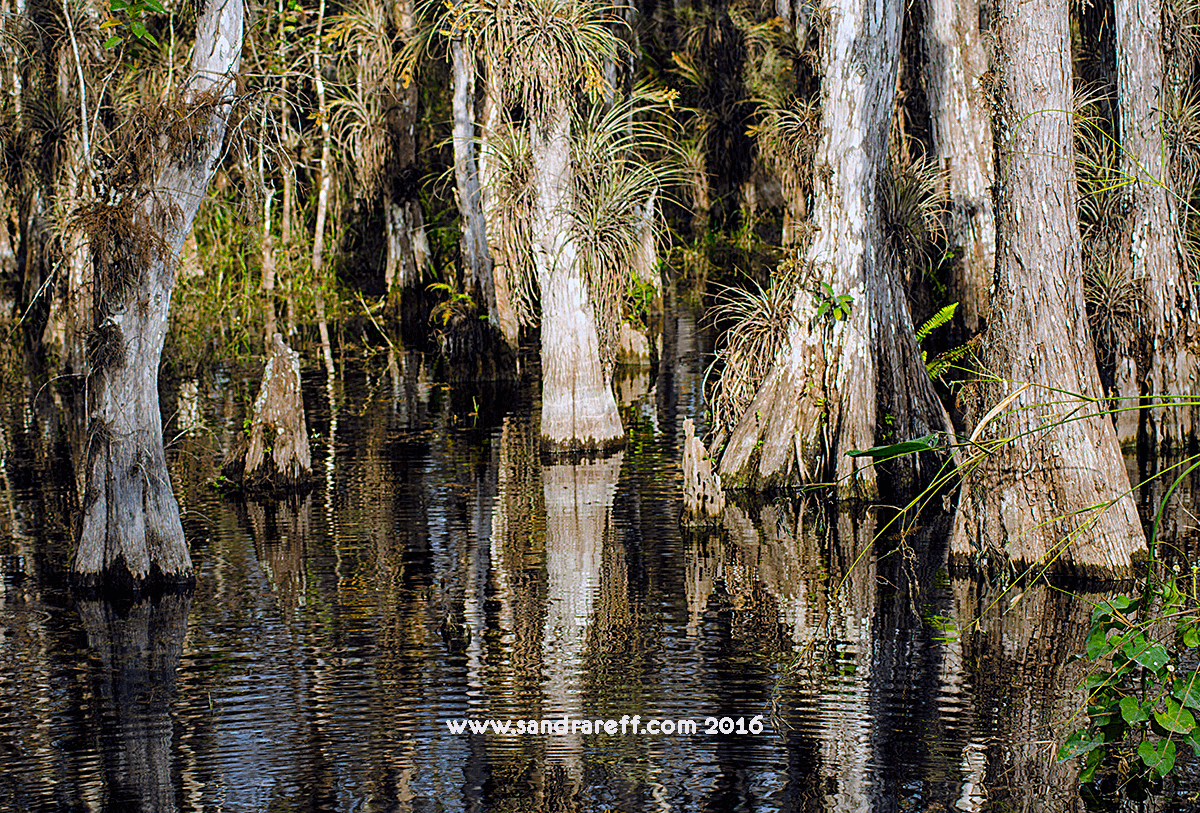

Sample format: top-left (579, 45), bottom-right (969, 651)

top-left (532, 103), bottom-right (624, 452)
top-left (222, 334), bottom-right (312, 490)
top-left (1110, 0), bottom-right (1200, 449)
top-left (951, 0), bottom-right (1144, 577)
top-left (921, 0), bottom-right (995, 334)
top-left (451, 34), bottom-right (498, 321)
top-left (72, 0), bottom-right (243, 591)
top-left (717, 0), bottom-right (951, 498)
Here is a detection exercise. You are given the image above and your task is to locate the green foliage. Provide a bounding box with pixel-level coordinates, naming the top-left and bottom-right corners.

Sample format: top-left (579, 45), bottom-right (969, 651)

top-left (914, 302), bottom-right (974, 382)
top-left (915, 302), bottom-right (957, 344)
top-left (1058, 581), bottom-right (1200, 786)
top-left (624, 270), bottom-right (657, 329)
top-left (103, 0), bottom-right (168, 49)
top-left (427, 279), bottom-right (477, 328)
top-left (809, 280), bottom-right (853, 328)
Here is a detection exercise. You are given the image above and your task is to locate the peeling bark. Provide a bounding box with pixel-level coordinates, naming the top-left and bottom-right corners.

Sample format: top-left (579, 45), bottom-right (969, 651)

top-left (222, 334), bottom-right (312, 490)
top-left (718, 0), bottom-right (951, 498)
top-left (951, 0), bottom-right (1143, 578)
top-left (73, 0), bottom-right (243, 592)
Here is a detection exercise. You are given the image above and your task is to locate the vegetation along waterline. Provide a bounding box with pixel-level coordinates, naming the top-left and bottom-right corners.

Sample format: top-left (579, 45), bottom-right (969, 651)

top-left (3, 0), bottom-right (1200, 805)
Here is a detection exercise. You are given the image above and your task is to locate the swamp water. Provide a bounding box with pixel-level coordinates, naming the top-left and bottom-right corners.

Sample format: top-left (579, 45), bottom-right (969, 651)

top-left (0, 307), bottom-right (1198, 812)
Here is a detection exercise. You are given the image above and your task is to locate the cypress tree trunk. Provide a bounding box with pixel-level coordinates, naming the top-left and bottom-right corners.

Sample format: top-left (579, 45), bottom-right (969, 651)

top-left (532, 103), bottom-right (623, 452)
top-left (1110, 0), bottom-right (1200, 449)
top-left (451, 33), bottom-right (497, 320)
top-left (951, 0), bottom-right (1143, 577)
top-left (72, 0), bottom-right (243, 591)
top-left (718, 0), bottom-right (951, 498)
top-left (921, 0), bottom-right (995, 334)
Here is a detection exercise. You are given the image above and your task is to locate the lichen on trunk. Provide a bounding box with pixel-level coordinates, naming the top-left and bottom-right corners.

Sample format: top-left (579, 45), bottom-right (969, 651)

top-left (717, 0), bottom-right (952, 499)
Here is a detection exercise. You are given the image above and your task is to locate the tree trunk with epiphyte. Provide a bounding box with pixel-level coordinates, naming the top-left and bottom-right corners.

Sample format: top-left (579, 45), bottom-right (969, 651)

top-left (532, 102), bottom-right (624, 453)
top-left (1108, 0), bottom-right (1200, 449)
top-left (72, 0), bottom-right (243, 591)
top-left (921, 0), bottom-right (995, 335)
top-left (950, 0), bottom-right (1144, 577)
top-left (451, 32), bottom-right (498, 322)
top-left (717, 0), bottom-right (952, 498)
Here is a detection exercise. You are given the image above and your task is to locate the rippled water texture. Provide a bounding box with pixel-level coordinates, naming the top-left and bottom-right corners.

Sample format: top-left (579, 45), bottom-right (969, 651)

top-left (1, 307), bottom-right (1199, 811)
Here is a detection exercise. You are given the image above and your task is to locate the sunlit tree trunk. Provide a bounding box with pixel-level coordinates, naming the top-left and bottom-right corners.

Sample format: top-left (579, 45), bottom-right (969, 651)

top-left (532, 103), bottom-right (624, 452)
top-left (479, 66), bottom-right (521, 345)
top-left (73, 0), bottom-right (243, 590)
top-left (921, 0), bottom-right (995, 334)
top-left (1109, 0), bottom-right (1200, 449)
top-left (951, 0), bottom-right (1143, 577)
top-left (718, 0), bottom-right (951, 497)
top-left (310, 0), bottom-right (334, 377)
top-left (451, 33), bottom-right (497, 320)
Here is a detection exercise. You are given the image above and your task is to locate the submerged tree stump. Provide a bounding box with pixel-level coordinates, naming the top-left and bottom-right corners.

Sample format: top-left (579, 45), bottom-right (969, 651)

top-left (682, 418), bottom-right (724, 521)
top-left (223, 334), bottom-right (312, 490)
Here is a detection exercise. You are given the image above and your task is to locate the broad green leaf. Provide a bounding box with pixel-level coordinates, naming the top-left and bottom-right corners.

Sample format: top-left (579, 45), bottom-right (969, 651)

top-left (1174, 673), bottom-right (1200, 710)
top-left (130, 19), bottom-right (147, 37)
top-left (1087, 626), bottom-right (1117, 660)
top-left (111, 0), bottom-right (128, 9)
top-left (1080, 746), bottom-right (1103, 783)
top-left (1187, 728), bottom-right (1200, 757)
top-left (103, 35), bottom-right (122, 48)
top-left (1058, 729), bottom-right (1105, 761)
top-left (1155, 697), bottom-right (1196, 734)
top-left (1084, 670), bottom-right (1118, 690)
top-left (1091, 595), bottom-right (1131, 626)
top-left (1121, 695), bottom-right (1150, 724)
top-left (144, 0), bottom-right (167, 12)
top-left (1182, 622), bottom-right (1200, 649)
top-left (1123, 633), bottom-right (1169, 672)
top-left (846, 435), bottom-right (939, 460)
top-left (1138, 738), bottom-right (1177, 777)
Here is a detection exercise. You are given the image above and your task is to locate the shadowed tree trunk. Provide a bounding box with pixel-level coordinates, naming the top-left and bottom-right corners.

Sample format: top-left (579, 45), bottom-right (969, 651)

top-left (1109, 0), bottom-right (1200, 449)
top-left (951, 0), bottom-right (1143, 577)
top-left (78, 595), bottom-right (191, 811)
top-left (921, 0), bottom-right (995, 334)
top-left (72, 0), bottom-right (243, 591)
top-left (717, 0), bottom-right (952, 498)
top-left (532, 101), bottom-right (624, 452)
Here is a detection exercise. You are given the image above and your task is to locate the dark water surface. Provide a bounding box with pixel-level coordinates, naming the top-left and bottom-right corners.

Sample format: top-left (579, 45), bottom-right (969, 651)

top-left (1, 308), bottom-right (1198, 811)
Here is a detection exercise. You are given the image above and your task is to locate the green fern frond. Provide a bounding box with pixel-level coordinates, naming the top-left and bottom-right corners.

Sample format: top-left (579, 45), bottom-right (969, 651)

top-left (916, 302), bottom-right (958, 344)
top-left (926, 341), bottom-right (974, 381)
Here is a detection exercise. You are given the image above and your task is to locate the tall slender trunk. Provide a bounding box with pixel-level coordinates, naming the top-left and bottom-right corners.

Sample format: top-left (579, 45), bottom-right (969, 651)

top-left (479, 64), bottom-right (521, 345)
top-left (310, 0), bottom-right (334, 377)
top-left (451, 34), bottom-right (496, 319)
top-left (532, 104), bottom-right (623, 452)
top-left (383, 0), bottom-right (427, 306)
top-left (921, 0), bottom-right (995, 334)
top-left (1111, 0), bottom-right (1200, 449)
top-left (951, 0), bottom-right (1143, 577)
top-left (718, 0), bottom-right (951, 497)
top-left (73, 0), bottom-right (243, 590)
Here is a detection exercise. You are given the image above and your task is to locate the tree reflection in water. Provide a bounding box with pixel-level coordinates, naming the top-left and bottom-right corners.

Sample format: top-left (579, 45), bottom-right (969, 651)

top-left (77, 594), bottom-right (191, 812)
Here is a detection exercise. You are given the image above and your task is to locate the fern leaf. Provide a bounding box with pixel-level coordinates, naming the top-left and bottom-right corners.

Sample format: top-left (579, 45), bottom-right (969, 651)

top-left (916, 302), bottom-right (958, 344)
top-left (926, 341), bottom-right (974, 381)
